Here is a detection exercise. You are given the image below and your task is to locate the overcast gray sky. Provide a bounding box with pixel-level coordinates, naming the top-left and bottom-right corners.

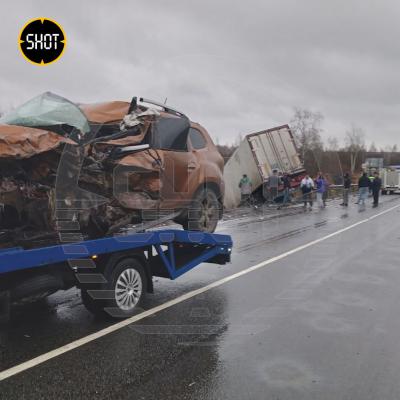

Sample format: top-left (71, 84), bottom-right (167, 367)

top-left (1, 0), bottom-right (399, 147)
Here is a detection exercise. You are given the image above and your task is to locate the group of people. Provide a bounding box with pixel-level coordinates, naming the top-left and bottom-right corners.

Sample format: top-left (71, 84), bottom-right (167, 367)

top-left (239, 170), bottom-right (292, 207)
top-left (299, 172), bottom-right (329, 209)
top-left (264, 170), bottom-right (292, 207)
top-left (302, 170), bottom-right (383, 209)
top-left (239, 169), bottom-right (382, 209)
top-left (356, 171), bottom-right (382, 207)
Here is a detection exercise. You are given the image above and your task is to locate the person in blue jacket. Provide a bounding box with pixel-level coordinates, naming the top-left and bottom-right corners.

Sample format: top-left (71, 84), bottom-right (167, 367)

top-left (315, 173), bottom-right (328, 208)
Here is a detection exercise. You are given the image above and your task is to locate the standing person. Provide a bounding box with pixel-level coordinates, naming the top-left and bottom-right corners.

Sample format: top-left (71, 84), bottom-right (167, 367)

top-left (280, 173), bottom-right (291, 208)
top-left (356, 172), bottom-right (370, 206)
top-left (371, 171), bottom-right (382, 207)
top-left (238, 174), bottom-right (253, 206)
top-left (322, 175), bottom-right (330, 207)
top-left (341, 172), bottom-right (351, 206)
top-left (300, 174), bottom-right (314, 209)
top-left (315, 173), bottom-right (328, 208)
top-left (368, 174), bottom-right (375, 197)
top-left (266, 169), bottom-right (280, 204)
top-left (282, 173), bottom-right (292, 204)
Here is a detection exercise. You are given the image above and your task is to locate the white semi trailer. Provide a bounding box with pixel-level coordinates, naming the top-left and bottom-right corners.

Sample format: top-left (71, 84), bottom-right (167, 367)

top-left (223, 125), bottom-right (305, 209)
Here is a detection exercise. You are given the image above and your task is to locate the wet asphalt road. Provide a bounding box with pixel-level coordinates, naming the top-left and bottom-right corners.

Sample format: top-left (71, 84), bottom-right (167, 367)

top-left (2, 194), bottom-right (400, 399)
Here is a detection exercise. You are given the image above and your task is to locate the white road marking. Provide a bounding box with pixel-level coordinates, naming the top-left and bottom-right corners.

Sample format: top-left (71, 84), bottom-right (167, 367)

top-left (0, 203), bottom-right (399, 382)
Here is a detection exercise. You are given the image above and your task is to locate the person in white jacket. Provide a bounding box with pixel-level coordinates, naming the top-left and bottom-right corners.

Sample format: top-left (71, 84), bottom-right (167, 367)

top-left (300, 174), bottom-right (314, 209)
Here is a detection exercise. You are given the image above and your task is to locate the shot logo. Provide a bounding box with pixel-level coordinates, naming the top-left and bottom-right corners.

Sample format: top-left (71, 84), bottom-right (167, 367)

top-left (19, 18), bottom-right (66, 65)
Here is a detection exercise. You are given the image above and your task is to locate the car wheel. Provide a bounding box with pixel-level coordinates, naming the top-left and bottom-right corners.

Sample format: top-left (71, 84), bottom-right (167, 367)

top-left (81, 257), bottom-right (146, 319)
top-left (183, 188), bottom-right (220, 233)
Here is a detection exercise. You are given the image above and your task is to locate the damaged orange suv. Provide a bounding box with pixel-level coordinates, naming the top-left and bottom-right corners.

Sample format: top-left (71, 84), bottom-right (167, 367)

top-left (0, 93), bottom-right (224, 248)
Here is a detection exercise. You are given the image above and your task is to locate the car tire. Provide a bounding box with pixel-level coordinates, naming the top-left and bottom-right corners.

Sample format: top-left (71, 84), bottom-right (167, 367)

top-left (81, 257), bottom-right (146, 319)
top-left (182, 188), bottom-right (220, 233)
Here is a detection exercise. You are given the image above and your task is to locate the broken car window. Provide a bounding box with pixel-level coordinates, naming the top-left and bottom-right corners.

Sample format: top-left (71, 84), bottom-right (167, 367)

top-left (151, 116), bottom-right (190, 151)
top-left (189, 128), bottom-right (207, 149)
top-left (0, 92), bottom-right (90, 141)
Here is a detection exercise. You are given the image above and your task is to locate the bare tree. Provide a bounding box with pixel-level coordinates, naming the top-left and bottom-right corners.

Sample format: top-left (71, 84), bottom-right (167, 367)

top-left (345, 124), bottom-right (365, 173)
top-left (368, 142), bottom-right (377, 152)
top-left (290, 108), bottom-right (324, 160)
top-left (384, 144), bottom-right (398, 152)
top-left (290, 108), bottom-right (324, 174)
top-left (216, 144), bottom-right (238, 163)
top-left (234, 133), bottom-right (243, 147)
top-left (326, 136), bottom-right (340, 151)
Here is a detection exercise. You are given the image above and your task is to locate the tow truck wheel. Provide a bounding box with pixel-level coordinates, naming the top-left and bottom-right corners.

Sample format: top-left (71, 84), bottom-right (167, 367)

top-left (81, 257), bottom-right (146, 319)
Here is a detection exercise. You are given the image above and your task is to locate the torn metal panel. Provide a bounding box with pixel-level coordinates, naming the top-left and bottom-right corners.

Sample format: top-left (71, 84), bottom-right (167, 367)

top-left (0, 125), bottom-right (74, 159)
top-left (120, 108), bottom-right (160, 130)
top-left (116, 149), bottom-right (163, 169)
top-left (93, 128), bottom-right (148, 149)
top-left (116, 192), bottom-right (159, 210)
top-left (80, 101), bottom-right (131, 123)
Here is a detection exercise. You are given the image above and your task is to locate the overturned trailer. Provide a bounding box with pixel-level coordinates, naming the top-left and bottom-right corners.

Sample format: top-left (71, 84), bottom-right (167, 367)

top-left (223, 125), bottom-right (305, 208)
top-left (0, 93), bottom-right (224, 249)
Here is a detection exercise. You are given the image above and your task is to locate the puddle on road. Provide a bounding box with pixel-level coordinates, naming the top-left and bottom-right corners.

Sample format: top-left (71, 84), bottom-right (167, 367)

top-left (237, 226), bottom-right (312, 252)
top-left (330, 292), bottom-right (375, 308)
top-left (307, 315), bottom-right (358, 334)
top-left (259, 358), bottom-right (320, 389)
top-left (332, 273), bottom-right (388, 286)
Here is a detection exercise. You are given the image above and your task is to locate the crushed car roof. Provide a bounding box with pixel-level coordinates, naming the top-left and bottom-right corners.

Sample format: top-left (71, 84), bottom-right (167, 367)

top-left (79, 101), bottom-right (130, 124)
top-left (0, 92), bottom-right (191, 159)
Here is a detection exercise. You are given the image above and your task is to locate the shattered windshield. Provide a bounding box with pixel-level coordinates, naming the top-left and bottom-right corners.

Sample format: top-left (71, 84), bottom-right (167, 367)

top-left (0, 92), bottom-right (90, 139)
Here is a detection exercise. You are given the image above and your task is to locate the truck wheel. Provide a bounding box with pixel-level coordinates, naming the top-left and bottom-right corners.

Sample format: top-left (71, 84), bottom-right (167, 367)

top-left (182, 188), bottom-right (220, 233)
top-left (81, 257), bottom-right (146, 319)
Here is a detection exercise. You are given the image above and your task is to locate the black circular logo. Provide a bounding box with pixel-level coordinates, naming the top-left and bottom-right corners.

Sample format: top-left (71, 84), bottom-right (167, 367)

top-left (19, 18), bottom-right (66, 65)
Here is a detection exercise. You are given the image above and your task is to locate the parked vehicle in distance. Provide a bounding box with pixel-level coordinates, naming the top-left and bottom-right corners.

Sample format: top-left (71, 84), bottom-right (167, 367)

top-left (380, 167), bottom-right (400, 194)
top-left (0, 92), bottom-right (224, 249)
top-left (223, 125), bottom-right (305, 208)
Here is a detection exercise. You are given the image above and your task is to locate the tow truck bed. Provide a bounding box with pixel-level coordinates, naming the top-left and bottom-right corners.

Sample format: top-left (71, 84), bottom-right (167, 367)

top-left (0, 229), bottom-right (233, 321)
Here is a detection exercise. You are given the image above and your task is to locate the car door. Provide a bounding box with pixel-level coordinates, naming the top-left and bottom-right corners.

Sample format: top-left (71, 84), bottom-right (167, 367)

top-left (152, 117), bottom-right (200, 211)
top-left (161, 151), bottom-right (199, 210)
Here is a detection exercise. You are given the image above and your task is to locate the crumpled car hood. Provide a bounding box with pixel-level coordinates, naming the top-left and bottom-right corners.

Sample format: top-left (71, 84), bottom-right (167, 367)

top-left (0, 124), bottom-right (75, 159)
top-left (0, 99), bottom-right (137, 159)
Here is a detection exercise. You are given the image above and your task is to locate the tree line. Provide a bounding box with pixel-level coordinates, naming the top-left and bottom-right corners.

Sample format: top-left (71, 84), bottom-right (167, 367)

top-left (217, 108), bottom-right (399, 183)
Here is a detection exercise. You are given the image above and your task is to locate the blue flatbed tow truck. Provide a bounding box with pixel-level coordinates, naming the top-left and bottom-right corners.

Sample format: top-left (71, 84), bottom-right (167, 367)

top-left (0, 229), bottom-right (232, 321)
